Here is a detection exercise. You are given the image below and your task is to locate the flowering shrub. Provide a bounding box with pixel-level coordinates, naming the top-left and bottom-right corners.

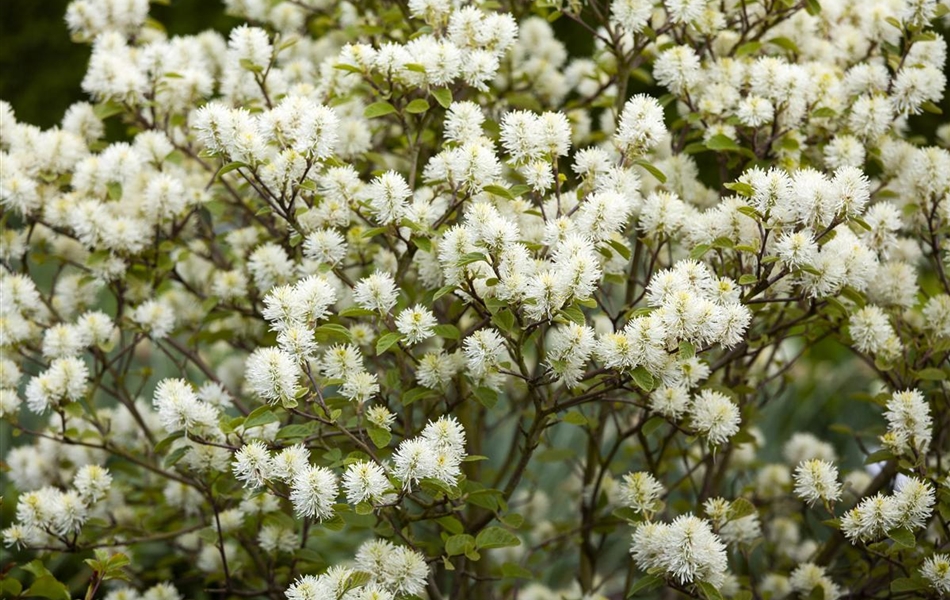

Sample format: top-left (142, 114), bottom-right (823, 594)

top-left (3, 0), bottom-right (950, 598)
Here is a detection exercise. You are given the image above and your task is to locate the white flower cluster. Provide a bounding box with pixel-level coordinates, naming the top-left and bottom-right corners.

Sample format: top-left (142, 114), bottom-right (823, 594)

top-left (3, 464), bottom-right (112, 547)
top-left (840, 476), bottom-right (935, 543)
top-left (287, 539), bottom-right (427, 600)
top-left (630, 515), bottom-right (729, 588)
top-left (392, 416), bottom-right (467, 490)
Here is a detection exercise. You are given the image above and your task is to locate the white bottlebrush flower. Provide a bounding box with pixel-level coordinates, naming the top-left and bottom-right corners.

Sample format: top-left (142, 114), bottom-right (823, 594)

top-left (245, 347), bottom-right (300, 404)
top-left (152, 378), bottom-right (218, 433)
top-left (615, 94), bottom-right (666, 155)
top-left (657, 515), bottom-right (729, 588)
top-left (342, 460), bottom-right (391, 505)
top-left (610, 0), bottom-right (653, 33)
top-left (882, 389), bottom-right (932, 456)
top-left (893, 476), bottom-right (935, 531)
top-left (619, 472), bottom-right (664, 515)
top-left (463, 328), bottom-right (506, 378)
top-left (736, 96), bottom-right (774, 127)
top-left (793, 459), bottom-right (842, 506)
top-left (271, 445), bottom-right (310, 483)
top-left (849, 305), bottom-right (896, 356)
top-left (232, 440), bottom-right (273, 489)
top-left (24, 356), bottom-right (90, 413)
top-left (840, 493), bottom-right (900, 542)
top-left (392, 438), bottom-right (437, 490)
top-left (353, 271), bottom-right (399, 314)
top-left (789, 563), bottom-right (841, 600)
top-left (395, 305), bottom-right (438, 345)
top-left (41, 324), bottom-right (84, 359)
top-left (72, 464), bottom-right (112, 503)
top-left (921, 554), bottom-right (950, 596)
top-left (366, 171), bottom-right (411, 225)
top-left (653, 45), bottom-right (701, 95)
top-left (366, 405), bottom-right (397, 431)
top-left (688, 390), bottom-right (740, 445)
top-left (258, 523), bottom-right (298, 555)
top-left (382, 546), bottom-right (429, 596)
top-left (130, 300), bottom-right (176, 339)
top-left (340, 371), bottom-right (379, 405)
top-left (290, 465), bottom-right (339, 520)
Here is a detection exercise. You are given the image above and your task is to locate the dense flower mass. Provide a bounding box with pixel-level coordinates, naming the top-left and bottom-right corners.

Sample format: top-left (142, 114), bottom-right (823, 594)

top-left (2, 0), bottom-right (950, 597)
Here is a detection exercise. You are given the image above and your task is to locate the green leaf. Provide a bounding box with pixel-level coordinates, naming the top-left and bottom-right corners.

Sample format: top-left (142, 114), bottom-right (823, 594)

top-left (153, 431), bottom-right (185, 455)
top-left (93, 100), bottom-right (124, 120)
top-left (697, 581), bottom-right (724, 600)
top-left (500, 562), bottom-right (532, 578)
top-left (107, 181), bottom-right (123, 201)
top-left (314, 323), bottom-right (353, 344)
top-left (434, 285), bottom-right (456, 300)
top-left (432, 87), bottom-right (452, 108)
top-left (706, 134), bottom-right (741, 152)
top-left (891, 577), bottom-right (926, 593)
top-left (724, 181), bottom-right (755, 197)
top-left (245, 406), bottom-right (279, 429)
top-left (433, 324), bottom-right (460, 339)
top-left (916, 367), bottom-right (946, 381)
top-left (339, 307), bottom-right (376, 318)
top-left (437, 516), bottom-right (464, 534)
top-left (163, 445), bottom-right (191, 468)
top-left (728, 498), bottom-right (757, 520)
top-left (475, 526), bottom-right (520, 549)
top-left (633, 159), bottom-right (666, 183)
top-left (367, 426), bottom-right (391, 448)
top-left (630, 367), bottom-right (654, 392)
top-left (626, 574), bottom-right (664, 597)
top-left (734, 41), bottom-right (762, 57)
top-left (678, 341), bottom-right (695, 359)
top-left (690, 244), bottom-right (711, 260)
top-left (457, 252), bottom-right (488, 267)
top-left (563, 411), bottom-right (588, 426)
top-left (405, 98), bottom-right (430, 114)
top-left (1, 577), bottom-right (22, 597)
top-left (376, 332), bottom-right (404, 355)
top-left (364, 101), bottom-right (397, 119)
top-left (888, 527), bottom-right (915, 548)
top-left (473, 386), bottom-right (498, 409)
top-left (402, 387), bottom-right (437, 406)
top-left (22, 561), bottom-right (52, 579)
top-left (412, 236), bottom-right (432, 252)
top-left (804, 0), bottom-right (821, 15)
top-left (605, 239), bottom-right (632, 260)
top-left (561, 304), bottom-right (586, 325)
top-left (445, 534), bottom-right (476, 556)
top-left (25, 576), bottom-right (70, 600)
top-left (812, 107), bottom-right (837, 119)
top-left (216, 161), bottom-right (247, 179)
top-left (768, 36), bottom-right (800, 54)
top-left (738, 274), bottom-right (757, 286)
top-left (641, 416), bottom-right (666, 436)
top-left (482, 184), bottom-right (515, 199)
top-left (239, 58), bottom-right (264, 73)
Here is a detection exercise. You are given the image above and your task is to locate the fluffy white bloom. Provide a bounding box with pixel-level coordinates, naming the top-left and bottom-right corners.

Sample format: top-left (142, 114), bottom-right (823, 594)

top-left (793, 459), bottom-right (842, 506)
top-left (632, 515), bottom-right (728, 588)
top-left (893, 476), bottom-right (935, 531)
top-left (271, 445), bottom-right (310, 482)
top-left (882, 389), bottom-right (932, 456)
top-left (130, 300), bottom-right (176, 338)
top-left (545, 322), bottom-right (595, 387)
top-left (841, 492), bottom-right (900, 542)
top-left (395, 305), bottom-right (438, 345)
top-left (290, 464), bottom-right (338, 520)
top-left (367, 171), bottom-right (411, 225)
top-left (72, 464), bottom-right (112, 503)
top-left (392, 438), bottom-right (438, 490)
top-left (688, 390), bottom-right (740, 445)
top-left (382, 546), bottom-right (429, 596)
top-left (233, 441), bottom-right (273, 489)
top-left (342, 460), bottom-right (391, 505)
top-left (619, 472), bottom-right (664, 515)
top-left (245, 347), bottom-right (300, 404)
top-left (25, 357), bottom-right (89, 413)
top-left (463, 328), bottom-right (505, 378)
top-left (849, 305), bottom-right (898, 356)
top-left (353, 271), bottom-right (399, 314)
top-left (152, 378), bottom-right (218, 433)
top-left (653, 46), bottom-right (701, 95)
top-left (921, 554), bottom-right (950, 596)
top-left (789, 563), bottom-right (841, 600)
top-left (611, 0), bottom-right (653, 33)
